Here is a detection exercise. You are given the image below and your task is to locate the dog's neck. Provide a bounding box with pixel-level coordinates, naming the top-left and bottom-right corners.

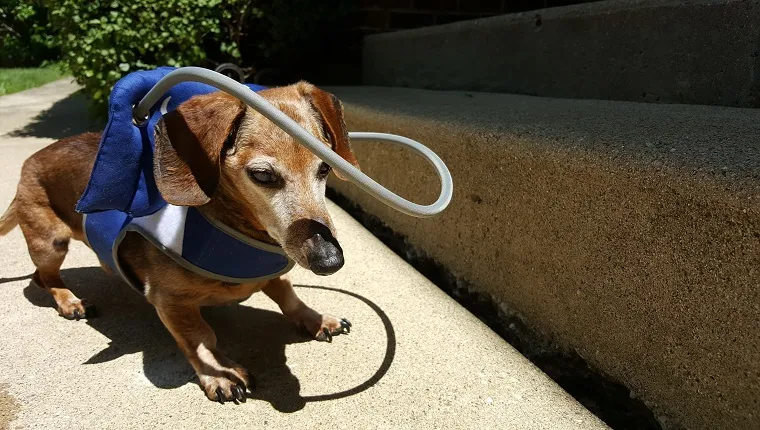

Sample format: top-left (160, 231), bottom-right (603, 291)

top-left (199, 195), bottom-right (279, 247)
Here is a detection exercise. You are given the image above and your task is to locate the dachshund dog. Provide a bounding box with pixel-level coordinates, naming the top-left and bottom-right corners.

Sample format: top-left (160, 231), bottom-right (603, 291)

top-left (0, 82), bottom-right (359, 402)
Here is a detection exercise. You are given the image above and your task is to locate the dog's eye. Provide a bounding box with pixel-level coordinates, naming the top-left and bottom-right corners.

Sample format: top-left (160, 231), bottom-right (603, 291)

top-left (317, 162), bottom-right (331, 178)
top-left (248, 169), bottom-right (278, 186)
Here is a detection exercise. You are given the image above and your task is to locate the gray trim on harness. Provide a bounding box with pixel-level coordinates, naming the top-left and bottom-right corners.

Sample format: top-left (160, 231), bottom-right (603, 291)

top-left (81, 213), bottom-right (92, 248)
top-left (83, 211), bottom-right (295, 293)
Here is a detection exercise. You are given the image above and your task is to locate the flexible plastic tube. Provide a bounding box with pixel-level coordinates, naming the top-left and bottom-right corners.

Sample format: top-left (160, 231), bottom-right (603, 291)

top-left (134, 67), bottom-right (452, 217)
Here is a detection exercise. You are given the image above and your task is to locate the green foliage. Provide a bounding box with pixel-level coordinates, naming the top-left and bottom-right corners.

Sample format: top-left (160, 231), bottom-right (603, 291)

top-left (45, 0), bottom-right (353, 111)
top-left (0, 0), bottom-right (59, 67)
top-left (48, 0), bottom-right (230, 107)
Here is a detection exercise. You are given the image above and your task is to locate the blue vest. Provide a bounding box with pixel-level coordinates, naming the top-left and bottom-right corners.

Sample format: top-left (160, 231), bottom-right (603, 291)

top-left (76, 68), bottom-right (294, 292)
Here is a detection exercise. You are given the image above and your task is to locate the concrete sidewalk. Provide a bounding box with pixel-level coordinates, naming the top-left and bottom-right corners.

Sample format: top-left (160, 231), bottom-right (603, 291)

top-left (0, 81), bottom-right (605, 429)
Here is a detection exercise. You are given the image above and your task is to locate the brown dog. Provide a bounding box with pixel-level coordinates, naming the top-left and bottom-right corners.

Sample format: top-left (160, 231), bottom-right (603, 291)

top-left (0, 82), bottom-right (359, 402)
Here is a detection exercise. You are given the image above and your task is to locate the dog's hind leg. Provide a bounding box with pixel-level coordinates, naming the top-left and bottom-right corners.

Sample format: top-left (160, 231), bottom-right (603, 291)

top-left (17, 201), bottom-right (95, 320)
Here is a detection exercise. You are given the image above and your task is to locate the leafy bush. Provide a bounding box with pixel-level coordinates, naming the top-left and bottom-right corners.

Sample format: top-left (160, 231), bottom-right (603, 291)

top-left (48, 0), bottom-right (234, 107)
top-left (46, 0), bottom-right (353, 110)
top-left (0, 0), bottom-right (59, 67)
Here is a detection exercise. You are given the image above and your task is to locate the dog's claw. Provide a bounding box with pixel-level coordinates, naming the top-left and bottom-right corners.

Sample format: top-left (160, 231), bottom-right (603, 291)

top-left (340, 318), bottom-right (351, 333)
top-left (323, 327), bottom-right (332, 343)
top-left (216, 387), bottom-right (225, 404)
top-left (234, 385), bottom-right (245, 402)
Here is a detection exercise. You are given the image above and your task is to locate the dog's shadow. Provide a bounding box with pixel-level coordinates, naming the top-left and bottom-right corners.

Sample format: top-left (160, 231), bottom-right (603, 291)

top-left (18, 266), bottom-right (393, 412)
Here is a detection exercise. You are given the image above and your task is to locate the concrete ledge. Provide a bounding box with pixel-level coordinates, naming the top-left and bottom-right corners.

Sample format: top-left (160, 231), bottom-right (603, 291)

top-left (363, 0), bottom-right (760, 107)
top-left (328, 86), bottom-right (760, 430)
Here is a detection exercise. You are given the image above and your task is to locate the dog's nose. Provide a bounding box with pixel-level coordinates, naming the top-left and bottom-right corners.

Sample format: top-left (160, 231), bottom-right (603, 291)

top-left (285, 218), bottom-right (344, 275)
top-left (305, 233), bottom-right (344, 275)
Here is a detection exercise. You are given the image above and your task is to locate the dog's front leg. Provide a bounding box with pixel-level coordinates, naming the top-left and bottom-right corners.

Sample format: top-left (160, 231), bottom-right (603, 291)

top-left (153, 302), bottom-right (251, 403)
top-left (263, 276), bottom-right (351, 342)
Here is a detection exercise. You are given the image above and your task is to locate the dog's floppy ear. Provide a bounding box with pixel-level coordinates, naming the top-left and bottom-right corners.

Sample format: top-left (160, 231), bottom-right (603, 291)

top-left (153, 92), bottom-right (245, 206)
top-left (303, 83), bottom-right (360, 180)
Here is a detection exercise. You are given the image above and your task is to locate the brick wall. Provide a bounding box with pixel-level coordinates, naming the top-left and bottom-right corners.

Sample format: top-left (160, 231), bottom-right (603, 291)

top-left (352, 0), bottom-right (600, 33)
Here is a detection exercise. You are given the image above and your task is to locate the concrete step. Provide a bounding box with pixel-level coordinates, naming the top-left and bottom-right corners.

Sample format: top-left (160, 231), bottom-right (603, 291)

top-left (0, 81), bottom-right (605, 429)
top-left (326, 85), bottom-right (760, 430)
top-left (362, 0), bottom-right (760, 108)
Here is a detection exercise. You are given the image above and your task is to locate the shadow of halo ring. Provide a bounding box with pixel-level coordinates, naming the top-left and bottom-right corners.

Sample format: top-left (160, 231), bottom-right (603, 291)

top-left (293, 284), bottom-right (396, 402)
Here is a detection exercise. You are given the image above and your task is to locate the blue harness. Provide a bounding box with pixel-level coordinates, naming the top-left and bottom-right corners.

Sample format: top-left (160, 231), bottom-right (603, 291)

top-left (76, 67), bottom-right (294, 292)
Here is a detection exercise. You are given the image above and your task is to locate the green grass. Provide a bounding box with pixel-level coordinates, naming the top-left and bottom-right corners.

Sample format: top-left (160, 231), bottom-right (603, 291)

top-left (0, 65), bottom-right (69, 96)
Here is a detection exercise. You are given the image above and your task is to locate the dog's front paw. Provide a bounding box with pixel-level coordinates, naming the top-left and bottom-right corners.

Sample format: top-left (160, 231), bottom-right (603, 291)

top-left (311, 314), bottom-right (352, 343)
top-left (288, 306), bottom-right (352, 342)
top-left (58, 298), bottom-right (96, 320)
top-left (199, 365), bottom-right (252, 404)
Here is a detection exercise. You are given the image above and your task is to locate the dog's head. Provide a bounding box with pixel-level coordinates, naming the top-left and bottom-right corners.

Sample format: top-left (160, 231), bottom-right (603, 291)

top-left (153, 82), bottom-right (359, 276)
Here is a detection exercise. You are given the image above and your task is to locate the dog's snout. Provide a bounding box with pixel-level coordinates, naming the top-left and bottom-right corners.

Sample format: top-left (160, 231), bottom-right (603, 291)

top-left (285, 218), bottom-right (344, 275)
top-left (305, 233), bottom-right (344, 275)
